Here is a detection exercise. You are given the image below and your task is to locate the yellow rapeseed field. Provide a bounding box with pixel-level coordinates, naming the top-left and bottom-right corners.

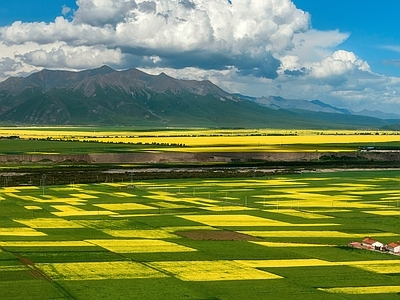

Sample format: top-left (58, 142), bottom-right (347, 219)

top-left (270, 209), bottom-right (334, 219)
top-left (51, 205), bottom-right (117, 217)
top-left (244, 231), bottom-right (397, 238)
top-left (202, 205), bottom-right (256, 211)
top-left (24, 206), bottom-right (42, 210)
top-left (86, 239), bottom-right (197, 253)
top-left (319, 286), bottom-right (400, 294)
top-left (153, 202), bottom-right (191, 209)
top-left (180, 214), bottom-right (292, 227)
top-left (144, 194), bottom-right (179, 201)
top-left (0, 227), bottom-right (47, 236)
top-left (69, 193), bottom-right (98, 199)
top-left (0, 241), bottom-right (94, 247)
top-left (0, 265), bottom-right (28, 271)
top-left (256, 193), bottom-right (380, 209)
top-left (94, 203), bottom-right (154, 211)
top-left (344, 260), bottom-right (400, 274)
top-left (37, 261), bottom-right (167, 280)
top-left (149, 260), bottom-right (282, 281)
top-left (113, 192), bottom-right (136, 197)
top-left (3, 127), bottom-right (400, 152)
top-left (235, 259), bottom-right (336, 268)
top-left (363, 210), bottom-right (400, 216)
top-left (102, 229), bottom-right (179, 239)
top-left (248, 241), bottom-right (332, 247)
top-left (14, 218), bottom-right (84, 229)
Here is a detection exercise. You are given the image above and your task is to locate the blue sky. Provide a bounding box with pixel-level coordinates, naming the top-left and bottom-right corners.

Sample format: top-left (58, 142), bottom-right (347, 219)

top-left (0, 1), bottom-right (76, 25)
top-left (0, 0), bottom-right (400, 113)
top-left (293, 0), bottom-right (400, 77)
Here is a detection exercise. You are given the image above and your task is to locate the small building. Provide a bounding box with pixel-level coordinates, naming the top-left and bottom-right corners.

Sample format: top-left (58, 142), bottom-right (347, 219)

top-left (386, 242), bottom-right (400, 253)
top-left (362, 237), bottom-right (384, 250)
top-left (348, 241), bottom-right (362, 248)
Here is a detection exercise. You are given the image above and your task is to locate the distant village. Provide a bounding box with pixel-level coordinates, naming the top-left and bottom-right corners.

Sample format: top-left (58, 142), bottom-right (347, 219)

top-left (349, 237), bottom-right (400, 255)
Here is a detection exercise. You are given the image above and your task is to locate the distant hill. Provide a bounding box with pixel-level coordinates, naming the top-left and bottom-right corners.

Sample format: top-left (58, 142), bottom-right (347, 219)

top-left (0, 66), bottom-right (399, 128)
top-left (253, 95), bottom-right (400, 120)
top-left (254, 96), bottom-right (352, 114)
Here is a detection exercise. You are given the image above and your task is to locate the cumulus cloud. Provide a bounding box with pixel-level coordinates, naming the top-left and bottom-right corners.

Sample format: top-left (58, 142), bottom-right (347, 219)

top-left (0, 0), bottom-right (309, 78)
top-left (0, 0), bottom-right (400, 112)
top-left (308, 50), bottom-right (370, 82)
top-left (20, 45), bottom-right (123, 69)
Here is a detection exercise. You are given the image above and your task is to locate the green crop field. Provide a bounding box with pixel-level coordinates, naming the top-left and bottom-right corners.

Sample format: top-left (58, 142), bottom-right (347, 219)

top-left (1, 170), bottom-right (400, 299)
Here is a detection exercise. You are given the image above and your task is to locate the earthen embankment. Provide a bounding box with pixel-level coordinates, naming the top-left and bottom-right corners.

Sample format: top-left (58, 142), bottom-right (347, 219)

top-left (1, 151), bottom-right (400, 164)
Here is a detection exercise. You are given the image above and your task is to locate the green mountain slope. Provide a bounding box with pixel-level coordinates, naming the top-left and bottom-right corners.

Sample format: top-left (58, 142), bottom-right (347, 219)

top-left (0, 66), bottom-right (399, 128)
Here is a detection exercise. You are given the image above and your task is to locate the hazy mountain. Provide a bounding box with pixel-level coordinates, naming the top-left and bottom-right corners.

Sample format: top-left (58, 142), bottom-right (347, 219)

top-left (252, 95), bottom-right (400, 120)
top-left (254, 96), bottom-right (352, 114)
top-left (0, 66), bottom-right (398, 128)
top-left (354, 109), bottom-right (400, 120)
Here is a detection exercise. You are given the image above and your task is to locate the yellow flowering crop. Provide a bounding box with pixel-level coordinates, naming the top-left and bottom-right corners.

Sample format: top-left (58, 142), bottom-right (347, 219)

top-left (235, 259), bottom-right (336, 268)
top-left (242, 231), bottom-right (397, 238)
top-left (180, 214), bottom-right (291, 227)
top-left (51, 205), bottom-right (117, 217)
top-left (0, 227), bottom-right (47, 236)
top-left (202, 205), bottom-right (256, 212)
top-left (14, 218), bottom-right (84, 229)
top-left (250, 242), bottom-right (333, 247)
top-left (149, 260), bottom-right (282, 281)
top-left (102, 229), bottom-right (179, 239)
top-left (154, 202), bottom-right (191, 209)
top-left (2, 188), bottom-right (20, 193)
top-left (348, 190), bottom-right (400, 195)
top-left (86, 239), bottom-right (197, 253)
top-left (162, 226), bottom-right (218, 232)
top-left (69, 193), bottom-right (98, 199)
top-left (144, 195), bottom-right (179, 201)
top-left (0, 241), bottom-right (94, 247)
top-left (319, 286), bottom-right (400, 294)
top-left (363, 210), bottom-right (400, 216)
top-left (113, 192), bottom-right (136, 197)
top-left (94, 203), bottom-right (154, 211)
top-left (270, 209), bottom-right (334, 219)
top-left (36, 261), bottom-right (167, 280)
top-left (24, 206), bottom-right (42, 210)
top-left (0, 265), bottom-right (28, 271)
top-left (346, 260), bottom-right (400, 274)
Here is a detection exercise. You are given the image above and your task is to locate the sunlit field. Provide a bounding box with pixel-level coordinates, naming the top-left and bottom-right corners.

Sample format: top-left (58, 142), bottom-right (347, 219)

top-left (1, 126), bottom-right (400, 153)
top-left (1, 170), bottom-right (400, 299)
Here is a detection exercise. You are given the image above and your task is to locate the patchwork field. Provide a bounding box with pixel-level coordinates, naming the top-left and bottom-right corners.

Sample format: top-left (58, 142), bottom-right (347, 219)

top-left (1, 170), bottom-right (400, 299)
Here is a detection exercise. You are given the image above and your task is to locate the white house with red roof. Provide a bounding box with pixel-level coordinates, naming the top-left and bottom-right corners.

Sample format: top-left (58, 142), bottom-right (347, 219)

top-left (362, 237), bottom-right (384, 250)
top-left (386, 241), bottom-right (400, 253)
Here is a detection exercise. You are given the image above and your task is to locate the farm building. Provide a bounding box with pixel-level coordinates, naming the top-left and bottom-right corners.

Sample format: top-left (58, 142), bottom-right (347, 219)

top-left (362, 237), bottom-right (384, 250)
top-left (386, 242), bottom-right (400, 253)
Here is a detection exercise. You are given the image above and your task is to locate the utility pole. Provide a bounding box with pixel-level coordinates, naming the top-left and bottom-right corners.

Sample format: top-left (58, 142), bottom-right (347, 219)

top-left (41, 174), bottom-right (46, 196)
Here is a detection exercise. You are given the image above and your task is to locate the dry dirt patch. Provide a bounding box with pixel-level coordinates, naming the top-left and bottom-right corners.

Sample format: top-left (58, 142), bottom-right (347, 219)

top-left (176, 230), bottom-right (260, 241)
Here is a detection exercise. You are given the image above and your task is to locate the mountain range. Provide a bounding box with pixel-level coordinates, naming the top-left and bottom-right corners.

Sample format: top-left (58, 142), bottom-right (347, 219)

top-left (252, 96), bottom-right (400, 119)
top-left (0, 66), bottom-right (399, 129)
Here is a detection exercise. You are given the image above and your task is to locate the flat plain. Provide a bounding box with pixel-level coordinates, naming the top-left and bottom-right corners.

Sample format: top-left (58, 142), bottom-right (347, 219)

top-left (2, 127), bottom-right (400, 154)
top-left (1, 170), bottom-right (400, 299)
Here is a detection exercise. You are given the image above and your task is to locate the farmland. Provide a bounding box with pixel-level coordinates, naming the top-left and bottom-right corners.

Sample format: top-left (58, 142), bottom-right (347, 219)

top-left (1, 170), bottom-right (400, 299)
top-left (2, 127), bottom-right (400, 154)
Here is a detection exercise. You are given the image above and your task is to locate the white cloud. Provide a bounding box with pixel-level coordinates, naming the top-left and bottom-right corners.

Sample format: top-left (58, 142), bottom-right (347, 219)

top-left (0, 0), bottom-right (400, 113)
top-left (0, 0), bottom-right (309, 78)
top-left (21, 44), bottom-right (123, 69)
top-left (309, 50), bottom-right (370, 80)
top-left (62, 5), bottom-right (72, 16)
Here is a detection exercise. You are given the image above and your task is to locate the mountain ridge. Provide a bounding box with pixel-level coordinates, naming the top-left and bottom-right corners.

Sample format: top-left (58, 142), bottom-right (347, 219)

top-left (0, 66), bottom-right (399, 128)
